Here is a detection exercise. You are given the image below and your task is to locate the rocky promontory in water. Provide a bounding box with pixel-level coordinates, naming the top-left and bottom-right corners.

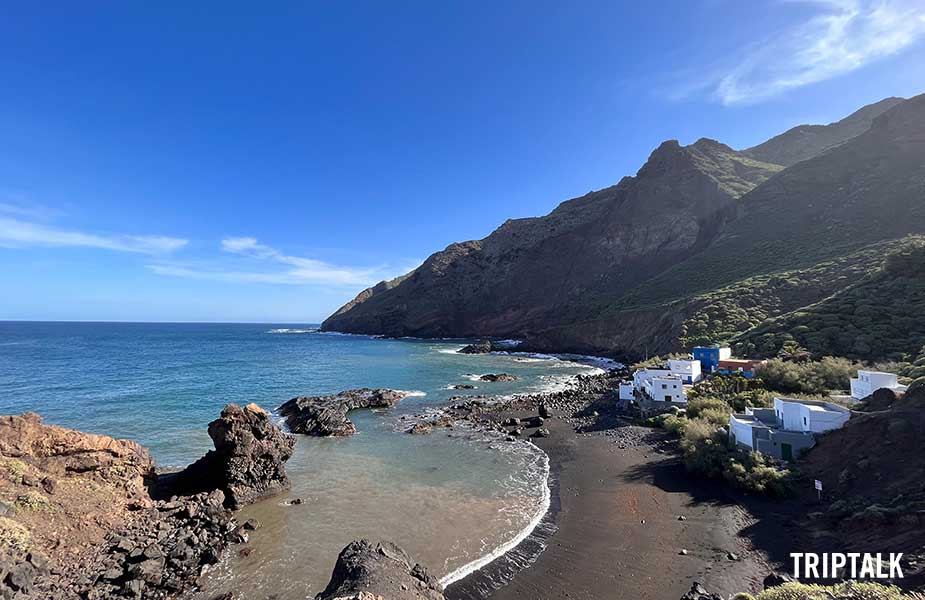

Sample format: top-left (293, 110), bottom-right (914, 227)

top-left (316, 539), bottom-right (444, 600)
top-left (457, 340), bottom-right (493, 354)
top-left (163, 402), bottom-right (294, 509)
top-left (0, 404), bottom-right (292, 599)
top-left (278, 388), bottom-right (410, 436)
top-left (477, 373), bottom-right (518, 382)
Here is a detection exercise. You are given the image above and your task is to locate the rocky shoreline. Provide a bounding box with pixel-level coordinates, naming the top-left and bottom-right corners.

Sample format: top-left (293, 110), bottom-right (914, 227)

top-left (0, 403), bottom-right (294, 599)
top-left (2, 362), bottom-right (783, 600)
top-left (278, 388), bottom-right (411, 436)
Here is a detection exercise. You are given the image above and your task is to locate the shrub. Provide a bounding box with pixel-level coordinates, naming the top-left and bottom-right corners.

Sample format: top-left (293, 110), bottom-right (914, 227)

top-left (5, 459), bottom-right (27, 484)
top-left (753, 580), bottom-right (910, 600)
top-left (0, 517), bottom-right (31, 558)
top-left (15, 491), bottom-right (51, 512)
top-left (680, 418), bottom-right (790, 496)
top-left (685, 397), bottom-right (730, 420)
top-left (759, 357), bottom-right (859, 394)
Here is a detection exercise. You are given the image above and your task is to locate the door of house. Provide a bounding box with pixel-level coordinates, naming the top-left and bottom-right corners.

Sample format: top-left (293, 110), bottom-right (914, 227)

top-left (781, 443), bottom-right (793, 461)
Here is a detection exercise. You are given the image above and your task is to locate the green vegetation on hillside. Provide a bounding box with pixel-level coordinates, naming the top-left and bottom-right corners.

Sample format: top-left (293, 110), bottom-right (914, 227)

top-left (734, 581), bottom-right (921, 600)
top-left (757, 357), bottom-right (859, 395)
top-left (678, 243), bottom-right (896, 349)
top-left (735, 238), bottom-right (925, 361)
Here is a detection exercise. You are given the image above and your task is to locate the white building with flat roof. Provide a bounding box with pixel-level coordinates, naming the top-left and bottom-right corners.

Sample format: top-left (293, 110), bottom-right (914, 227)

top-left (850, 370), bottom-right (907, 400)
top-left (619, 381), bottom-right (635, 401)
top-left (729, 398), bottom-right (850, 460)
top-left (643, 374), bottom-right (687, 403)
top-left (632, 368), bottom-right (672, 390)
top-left (773, 398), bottom-right (850, 434)
top-left (667, 359), bottom-right (702, 384)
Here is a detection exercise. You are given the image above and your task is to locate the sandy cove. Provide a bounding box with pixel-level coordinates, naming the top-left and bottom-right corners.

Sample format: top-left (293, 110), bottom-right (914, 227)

top-left (440, 376), bottom-right (770, 600)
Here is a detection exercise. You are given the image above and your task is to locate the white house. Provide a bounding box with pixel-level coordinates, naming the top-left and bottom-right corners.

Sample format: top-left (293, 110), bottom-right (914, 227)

top-left (728, 398), bottom-right (850, 460)
top-left (619, 381), bottom-right (635, 401)
top-left (850, 370), bottom-right (907, 401)
top-left (643, 374), bottom-right (687, 403)
top-left (667, 359), bottom-right (702, 384)
top-left (632, 368), bottom-right (672, 391)
top-left (773, 398), bottom-right (851, 434)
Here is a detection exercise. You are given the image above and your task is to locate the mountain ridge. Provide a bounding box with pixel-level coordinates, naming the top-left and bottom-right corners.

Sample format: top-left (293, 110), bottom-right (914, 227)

top-left (323, 94), bottom-right (924, 361)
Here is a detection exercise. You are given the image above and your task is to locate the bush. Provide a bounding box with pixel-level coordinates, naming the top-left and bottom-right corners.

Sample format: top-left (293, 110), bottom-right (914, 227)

top-left (753, 580), bottom-right (911, 600)
top-left (685, 397), bottom-right (730, 420)
top-left (759, 357), bottom-right (859, 394)
top-left (680, 418), bottom-right (790, 496)
top-left (0, 517), bottom-right (31, 558)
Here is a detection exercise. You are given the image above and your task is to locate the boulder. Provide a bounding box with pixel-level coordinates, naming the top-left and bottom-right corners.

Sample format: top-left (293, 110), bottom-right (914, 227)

top-left (457, 340), bottom-right (493, 354)
top-left (168, 403), bottom-right (294, 509)
top-left (478, 373), bottom-right (518, 382)
top-left (279, 389), bottom-right (409, 436)
top-left (316, 540), bottom-right (444, 600)
top-left (679, 582), bottom-right (722, 600)
top-left (763, 571), bottom-right (795, 589)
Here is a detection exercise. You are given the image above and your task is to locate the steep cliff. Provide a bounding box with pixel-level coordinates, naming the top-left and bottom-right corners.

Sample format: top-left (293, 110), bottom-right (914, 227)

top-left (323, 139), bottom-right (781, 339)
top-left (323, 95), bottom-right (925, 359)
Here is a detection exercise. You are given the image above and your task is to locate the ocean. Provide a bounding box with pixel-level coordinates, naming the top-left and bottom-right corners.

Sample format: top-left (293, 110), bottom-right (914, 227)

top-left (0, 321), bottom-right (604, 599)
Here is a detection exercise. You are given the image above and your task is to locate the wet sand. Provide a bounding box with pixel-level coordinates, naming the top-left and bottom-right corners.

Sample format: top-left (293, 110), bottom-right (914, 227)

top-left (479, 416), bottom-right (769, 600)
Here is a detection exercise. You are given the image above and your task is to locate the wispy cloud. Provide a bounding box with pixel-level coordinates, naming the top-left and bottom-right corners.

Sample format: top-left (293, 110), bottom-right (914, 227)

top-left (0, 214), bottom-right (188, 255)
top-left (691, 0), bottom-right (925, 105)
top-left (148, 236), bottom-right (414, 287)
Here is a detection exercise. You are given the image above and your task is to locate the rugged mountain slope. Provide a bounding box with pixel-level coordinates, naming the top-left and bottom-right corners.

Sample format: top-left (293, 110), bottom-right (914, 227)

top-left (323, 139), bottom-right (781, 338)
top-left (324, 95), bottom-right (924, 359)
top-left (742, 96), bottom-right (903, 167)
top-left (527, 94), bottom-right (925, 356)
top-left (733, 237), bottom-right (925, 361)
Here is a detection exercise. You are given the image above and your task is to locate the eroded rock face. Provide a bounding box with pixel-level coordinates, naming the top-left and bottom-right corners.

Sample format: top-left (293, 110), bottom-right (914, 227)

top-left (168, 403), bottom-right (294, 509)
top-left (0, 412), bottom-right (254, 600)
top-left (316, 539), bottom-right (444, 600)
top-left (278, 389), bottom-right (408, 437)
top-left (0, 412), bottom-right (156, 499)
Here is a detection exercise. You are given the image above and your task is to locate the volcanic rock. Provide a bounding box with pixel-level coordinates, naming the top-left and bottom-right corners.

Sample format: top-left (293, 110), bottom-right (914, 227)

top-left (478, 373), bottom-right (518, 383)
top-left (457, 340), bottom-right (493, 354)
top-left (279, 388), bottom-right (409, 436)
top-left (167, 403), bottom-right (294, 509)
top-left (316, 539), bottom-right (444, 600)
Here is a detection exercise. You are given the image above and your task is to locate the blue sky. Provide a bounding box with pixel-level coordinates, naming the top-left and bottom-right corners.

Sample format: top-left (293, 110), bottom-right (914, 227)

top-left (2, 1), bottom-right (924, 322)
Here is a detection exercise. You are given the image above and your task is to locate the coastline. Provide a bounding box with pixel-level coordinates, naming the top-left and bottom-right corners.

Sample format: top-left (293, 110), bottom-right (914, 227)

top-left (436, 369), bottom-right (771, 600)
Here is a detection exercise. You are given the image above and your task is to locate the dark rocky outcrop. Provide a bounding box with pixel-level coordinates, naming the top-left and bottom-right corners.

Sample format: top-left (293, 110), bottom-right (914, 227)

top-left (457, 340), bottom-right (493, 354)
top-left (406, 416), bottom-right (454, 435)
top-left (478, 373), bottom-right (518, 382)
top-left (679, 581), bottom-right (722, 600)
top-left (278, 389), bottom-right (409, 437)
top-left (316, 539), bottom-right (444, 600)
top-left (166, 403), bottom-right (294, 509)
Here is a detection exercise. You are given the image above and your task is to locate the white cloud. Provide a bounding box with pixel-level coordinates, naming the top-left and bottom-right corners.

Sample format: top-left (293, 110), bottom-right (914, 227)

top-left (702, 0), bottom-right (925, 105)
top-left (0, 216), bottom-right (188, 254)
top-left (149, 237), bottom-right (412, 287)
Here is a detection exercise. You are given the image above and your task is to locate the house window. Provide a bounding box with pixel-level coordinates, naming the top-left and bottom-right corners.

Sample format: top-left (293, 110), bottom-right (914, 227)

top-left (803, 417), bottom-right (807, 426)
top-left (661, 384), bottom-right (667, 389)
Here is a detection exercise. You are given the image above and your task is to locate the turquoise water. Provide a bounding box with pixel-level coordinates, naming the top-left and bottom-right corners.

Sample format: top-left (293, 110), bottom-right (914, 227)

top-left (0, 322), bottom-right (600, 598)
